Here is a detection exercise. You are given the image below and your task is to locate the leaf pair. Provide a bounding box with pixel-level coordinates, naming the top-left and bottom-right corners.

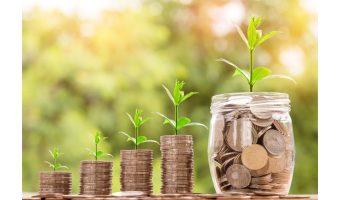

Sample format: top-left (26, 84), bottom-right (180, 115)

top-left (89, 131), bottom-right (108, 145)
top-left (49, 148), bottom-right (64, 159)
top-left (233, 14), bottom-right (282, 50)
top-left (127, 109), bottom-right (152, 128)
top-left (85, 148), bottom-right (112, 158)
top-left (163, 80), bottom-right (198, 106)
top-left (86, 132), bottom-right (113, 160)
top-left (153, 112), bottom-right (207, 131)
top-left (119, 132), bottom-right (160, 146)
top-left (218, 59), bottom-right (296, 87)
top-left (44, 161), bottom-right (68, 170)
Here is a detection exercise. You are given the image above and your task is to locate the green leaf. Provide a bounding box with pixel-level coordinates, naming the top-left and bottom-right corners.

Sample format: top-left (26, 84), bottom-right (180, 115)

top-left (183, 122), bottom-right (208, 129)
top-left (174, 80), bottom-right (185, 105)
top-left (89, 134), bottom-right (95, 143)
top-left (45, 161), bottom-right (54, 168)
top-left (139, 140), bottom-right (160, 145)
top-left (85, 148), bottom-right (96, 156)
top-left (58, 166), bottom-right (68, 169)
top-left (119, 132), bottom-right (136, 144)
top-left (100, 153), bottom-right (113, 157)
top-left (49, 150), bottom-right (54, 158)
top-left (136, 136), bottom-right (147, 145)
top-left (95, 132), bottom-right (100, 144)
top-left (53, 148), bottom-right (58, 159)
top-left (153, 112), bottom-right (176, 129)
top-left (253, 15), bottom-right (264, 28)
top-left (247, 15), bottom-right (257, 50)
top-left (56, 153), bottom-right (64, 158)
top-left (98, 137), bottom-right (108, 143)
top-left (232, 21), bottom-right (249, 48)
top-left (163, 85), bottom-right (175, 105)
top-left (164, 118), bottom-right (176, 126)
top-left (134, 109), bottom-right (142, 127)
top-left (54, 164), bottom-right (61, 169)
top-left (256, 30), bottom-right (262, 42)
top-left (233, 69), bottom-right (251, 83)
top-left (217, 58), bottom-right (250, 82)
top-left (251, 67), bottom-right (271, 85)
top-left (255, 31), bottom-right (282, 47)
top-left (126, 112), bottom-right (136, 127)
top-left (176, 117), bottom-right (191, 130)
top-left (179, 92), bottom-right (198, 103)
top-left (139, 117), bottom-right (152, 126)
top-left (262, 75), bottom-right (297, 84)
top-left (96, 151), bottom-right (104, 157)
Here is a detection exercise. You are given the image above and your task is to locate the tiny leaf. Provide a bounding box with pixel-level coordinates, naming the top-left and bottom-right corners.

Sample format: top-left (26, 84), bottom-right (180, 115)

top-left (45, 161), bottom-right (54, 168)
top-left (232, 21), bottom-right (249, 48)
top-left (89, 134), bottom-right (95, 143)
top-left (134, 109), bottom-right (142, 127)
top-left (176, 117), bottom-right (191, 130)
top-left (139, 117), bottom-right (152, 126)
top-left (136, 136), bottom-right (147, 145)
top-left (253, 15), bottom-right (263, 28)
top-left (251, 67), bottom-right (271, 85)
top-left (126, 112), bottom-right (136, 127)
top-left (183, 122), bottom-right (208, 129)
top-left (99, 137), bottom-right (108, 143)
top-left (233, 69), bottom-right (251, 83)
top-left (58, 166), bottom-right (68, 169)
top-left (163, 85), bottom-right (175, 105)
top-left (164, 118), bottom-right (176, 126)
top-left (100, 153), bottom-right (113, 157)
top-left (153, 112), bottom-right (176, 129)
top-left (95, 132), bottom-right (100, 144)
top-left (53, 148), bottom-right (58, 159)
top-left (179, 92), bottom-right (198, 103)
top-left (247, 15), bottom-right (257, 50)
top-left (56, 153), bottom-right (64, 158)
top-left (262, 75), bottom-right (297, 84)
top-left (54, 164), bottom-right (61, 169)
top-left (217, 58), bottom-right (250, 82)
top-left (139, 140), bottom-right (160, 145)
top-left (49, 150), bottom-right (54, 158)
top-left (96, 151), bottom-right (104, 157)
top-left (84, 148), bottom-right (96, 156)
top-left (119, 132), bottom-right (136, 144)
top-left (255, 31), bottom-right (282, 47)
top-left (256, 30), bottom-right (262, 42)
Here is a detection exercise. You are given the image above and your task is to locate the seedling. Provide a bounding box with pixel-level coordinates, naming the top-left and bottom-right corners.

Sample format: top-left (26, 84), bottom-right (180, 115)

top-left (217, 14), bottom-right (296, 92)
top-left (45, 148), bottom-right (68, 172)
top-left (154, 80), bottom-right (208, 135)
top-left (120, 109), bottom-right (159, 150)
top-left (85, 131), bottom-right (113, 161)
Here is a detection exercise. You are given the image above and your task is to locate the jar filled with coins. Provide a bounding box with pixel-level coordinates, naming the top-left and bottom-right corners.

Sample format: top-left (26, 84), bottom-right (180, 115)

top-left (208, 92), bottom-right (295, 196)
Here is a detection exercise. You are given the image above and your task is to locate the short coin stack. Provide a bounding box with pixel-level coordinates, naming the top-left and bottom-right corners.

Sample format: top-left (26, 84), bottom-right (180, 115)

top-left (79, 161), bottom-right (112, 195)
top-left (160, 135), bottom-right (194, 194)
top-left (120, 150), bottom-right (153, 195)
top-left (39, 172), bottom-right (72, 195)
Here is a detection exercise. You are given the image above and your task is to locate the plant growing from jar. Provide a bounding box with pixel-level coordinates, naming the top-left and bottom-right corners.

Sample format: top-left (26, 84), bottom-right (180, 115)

top-left (217, 14), bottom-right (296, 92)
top-left (119, 109), bottom-right (160, 149)
top-left (45, 148), bottom-right (68, 172)
top-left (85, 131), bottom-right (113, 161)
top-left (153, 80), bottom-right (208, 135)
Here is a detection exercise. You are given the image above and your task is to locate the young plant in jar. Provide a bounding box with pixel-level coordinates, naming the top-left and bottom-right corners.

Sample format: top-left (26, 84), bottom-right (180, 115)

top-left (208, 14), bottom-right (296, 195)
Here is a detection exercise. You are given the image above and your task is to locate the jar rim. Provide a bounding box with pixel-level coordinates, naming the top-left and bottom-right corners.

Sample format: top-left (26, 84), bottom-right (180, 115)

top-left (212, 92), bottom-right (288, 101)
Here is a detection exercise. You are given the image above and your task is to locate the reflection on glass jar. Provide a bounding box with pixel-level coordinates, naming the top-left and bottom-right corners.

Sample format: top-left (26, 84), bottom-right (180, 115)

top-left (208, 92), bottom-right (295, 195)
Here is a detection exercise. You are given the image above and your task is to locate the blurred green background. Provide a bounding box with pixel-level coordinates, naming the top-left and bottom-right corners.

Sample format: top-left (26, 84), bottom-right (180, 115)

top-left (22, 0), bottom-right (318, 195)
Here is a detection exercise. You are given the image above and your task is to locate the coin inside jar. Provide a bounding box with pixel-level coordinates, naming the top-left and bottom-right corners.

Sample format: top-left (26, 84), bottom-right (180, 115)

top-left (227, 118), bottom-right (253, 152)
top-left (263, 130), bottom-right (286, 158)
top-left (241, 144), bottom-right (268, 171)
top-left (226, 164), bottom-right (251, 189)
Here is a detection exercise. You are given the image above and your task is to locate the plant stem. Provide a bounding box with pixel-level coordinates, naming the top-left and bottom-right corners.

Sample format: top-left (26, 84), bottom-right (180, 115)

top-left (54, 158), bottom-right (56, 172)
top-left (95, 143), bottom-right (97, 161)
top-left (175, 104), bottom-right (178, 135)
top-left (135, 126), bottom-right (138, 150)
top-left (249, 49), bottom-right (254, 92)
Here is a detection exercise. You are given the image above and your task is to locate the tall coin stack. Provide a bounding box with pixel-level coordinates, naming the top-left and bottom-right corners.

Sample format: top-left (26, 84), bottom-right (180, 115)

top-left (120, 150), bottom-right (153, 195)
top-left (79, 161), bottom-right (113, 195)
top-left (160, 135), bottom-right (194, 194)
top-left (39, 172), bottom-right (72, 195)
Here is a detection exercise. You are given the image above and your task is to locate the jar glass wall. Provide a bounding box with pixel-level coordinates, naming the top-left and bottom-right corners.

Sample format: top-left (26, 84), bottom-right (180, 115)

top-left (208, 92), bottom-right (295, 195)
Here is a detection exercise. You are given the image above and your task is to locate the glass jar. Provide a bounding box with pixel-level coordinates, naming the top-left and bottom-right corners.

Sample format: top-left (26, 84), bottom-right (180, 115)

top-left (208, 92), bottom-right (295, 195)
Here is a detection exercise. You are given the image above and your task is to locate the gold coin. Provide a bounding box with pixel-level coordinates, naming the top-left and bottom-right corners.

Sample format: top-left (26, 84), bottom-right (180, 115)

top-left (241, 144), bottom-right (268, 170)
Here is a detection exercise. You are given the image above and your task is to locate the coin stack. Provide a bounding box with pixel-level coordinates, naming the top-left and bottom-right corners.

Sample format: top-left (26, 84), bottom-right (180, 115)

top-left (160, 135), bottom-right (194, 194)
top-left (211, 95), bottom-right (294, 196)
top-left (79, 161), bottom-right (113, 195)
top-left (120, 150), bottom-right (153, 195)
top-left (39, 172), bottom-right (72, 195)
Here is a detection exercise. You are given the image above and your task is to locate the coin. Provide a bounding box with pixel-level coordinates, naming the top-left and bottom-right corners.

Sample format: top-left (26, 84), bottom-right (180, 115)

top-left (241, 144), bottom-right (268, 170)
top-left (258, 126), bottom-right (272, 138)
top-left (227, 118), bottom-right (253, 152)
top-left (273, 120), bottom-right (290, 135)
top-left (253, 191), bottom-right (286, 196)
top-left (271, 155), bottom-right (287, 173)
top-left (278, 196), bottom-right (310, 199)
top-left (263, 130), bottom-right (286, 158)
top-left (225, 164), bottom-right (251, 189)
top-left (250, 107), bottom-right (272, 120)
top-left (251, 118), bottom-right (274, 127)
top-left (251, 196), bottom-right (279, 199)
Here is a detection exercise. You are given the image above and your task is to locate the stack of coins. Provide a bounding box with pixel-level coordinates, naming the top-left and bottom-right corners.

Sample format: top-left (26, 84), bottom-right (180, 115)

top-left (211, 95), bottom-right (295, 196)
top-left (79, 161), bottom-right (113, 195)
top-left (39, 172), bottom-right (72, 195)
top-left (160, 135), bottom-right (194, 194)
top-left (120, 150), bottom-right (153, 195)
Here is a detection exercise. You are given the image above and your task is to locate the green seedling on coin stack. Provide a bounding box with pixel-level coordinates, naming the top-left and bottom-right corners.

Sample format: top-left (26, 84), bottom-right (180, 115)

top-left (120, 109), bottom-right (160, 150)
top-left (217, 14), bottom-right (296, 92)
top-left (85, 131), bottom-right (113, 161)
top-left (154, 80), bottom-right (208, 135)
top-left (45, 148), bottom-right (68, 172)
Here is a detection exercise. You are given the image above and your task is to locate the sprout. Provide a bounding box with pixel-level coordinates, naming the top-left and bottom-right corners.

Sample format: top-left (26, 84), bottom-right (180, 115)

top-left (85, 131), bottom-right (113, 161)
top-left (45, 148), bottom-right (68, 172)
